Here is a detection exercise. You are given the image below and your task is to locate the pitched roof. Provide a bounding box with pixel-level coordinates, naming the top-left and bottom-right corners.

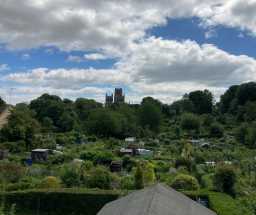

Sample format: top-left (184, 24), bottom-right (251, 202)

top-left (97, 184), bottom-right (217, 215)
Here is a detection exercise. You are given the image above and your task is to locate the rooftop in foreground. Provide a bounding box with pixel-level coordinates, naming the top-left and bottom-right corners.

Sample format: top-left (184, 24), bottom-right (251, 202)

top-left (97, 183), bottom-right (217, 215)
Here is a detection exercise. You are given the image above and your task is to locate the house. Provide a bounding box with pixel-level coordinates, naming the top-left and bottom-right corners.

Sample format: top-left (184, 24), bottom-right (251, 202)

top-left (125, 137), bottom-right (136, 144)
top-left (110, 161), bottom-right (122, 172)
top-left (0, 149), bottom-right (8, 160)
top-left (97, 183), bottom-right (216, 215)
top-left (205, 161), bottom-right (216, 167)
top-left (119, 148), bottom-right (133, 156)
top-left (137, 148), bottom-right (153, 157)
top-left (31, 149), bottom-right (50, 162)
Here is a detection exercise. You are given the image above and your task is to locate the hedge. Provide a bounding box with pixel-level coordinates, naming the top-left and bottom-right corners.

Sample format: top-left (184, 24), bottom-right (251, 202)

top-left (1, 189), bottom-right (121, 215)
top-left (184, 190), bottom-right (252, 215)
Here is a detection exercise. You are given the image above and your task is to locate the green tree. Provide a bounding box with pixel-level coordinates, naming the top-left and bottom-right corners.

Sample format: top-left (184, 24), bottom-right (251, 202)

top-left (213, 165), bottom-right (236, 195)
top-left (188, 90), bottom-right (213, 114)
top-left (139, 100), bottom-right (161, 132)
top-left (181, 113), bottom-right (200, 134)
top-left (60, 164), bottom-right (80, 187)
top-left (134, 163), bottom-right (144, 189)
top-left (86, 166), bottom-right (111, 189)
top-left (143, 162), bottom-right (156, 186)
top-left (171, 174), bottom-right (199, 191)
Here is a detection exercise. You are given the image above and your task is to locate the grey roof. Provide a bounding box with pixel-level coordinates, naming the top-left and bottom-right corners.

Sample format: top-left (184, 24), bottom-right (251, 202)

top-left (97, 184), bottom-right (216, 215)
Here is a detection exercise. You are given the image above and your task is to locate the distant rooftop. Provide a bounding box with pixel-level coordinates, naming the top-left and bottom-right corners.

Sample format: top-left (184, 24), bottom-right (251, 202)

top-left (97, 183), bottom-right (216, 215)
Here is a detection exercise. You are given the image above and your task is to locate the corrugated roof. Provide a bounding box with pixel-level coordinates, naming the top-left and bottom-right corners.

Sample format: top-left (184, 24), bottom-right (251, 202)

top-left (97, 184), bottom-right (217, 215)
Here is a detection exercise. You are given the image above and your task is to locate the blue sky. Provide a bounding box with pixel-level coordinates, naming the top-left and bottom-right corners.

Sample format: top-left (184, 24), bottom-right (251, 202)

top-left (0, 0), bottom-right (256, 104)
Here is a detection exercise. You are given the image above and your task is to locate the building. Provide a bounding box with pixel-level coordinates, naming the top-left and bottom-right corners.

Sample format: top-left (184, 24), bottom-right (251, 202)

top-left (105, 88), bottom-right (125, 106)
top-left (105, 93), bottom-right (113, 106)
top-left (114, 88), bottom-right (125, 104)
top-left (31, 149), bottom-right (50, 162)
top-left (97, 183), bottom-right (216, 215)
top-left (119, 148), bottom-right (133, 156)
top-left (110, 161), bottom-right (122, 172)
top-left (137, 148), bottom-right (153, 157)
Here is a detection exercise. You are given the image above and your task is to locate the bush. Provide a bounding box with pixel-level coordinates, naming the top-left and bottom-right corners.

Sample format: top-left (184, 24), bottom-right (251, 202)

top-left (171, 174), bottom-right (199, 191)
top-left (213, 165), bottom-right (236, 195)
top-left (39, 176), bottom-right (61, 189)
top-left (86, 166), bottom-right (111, 189)
top-left (1, 189), bottom-right (120, 215)
top-left (60, 164), bottom-right (81, 187)
top-left (0, 162), bottom-right (26, 183)
top-left (181, 113), bottom-right (200, 133)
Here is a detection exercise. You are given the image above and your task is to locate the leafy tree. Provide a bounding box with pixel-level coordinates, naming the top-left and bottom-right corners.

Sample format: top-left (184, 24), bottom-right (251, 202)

top-left (134, 163), bottom-right (144, 189)
top-left (75, 98), bottom-right (102, 120)
top-left (237, 82), bottom-right (256, 106)
top-left (213, 165), bottom-right (236, 195)
top-left (188, 90), bottom-right (213, 114)
top-left (219, 85), bottom-right (239, 113)
top-left (139, 99), bottom-right (161, 132)
top-left (0, 105), bottom-right (40, 150)
top-left (171, 174), bottom-right (199, 191)
top-left (88, 109), bottom-right (123, 138)
top-left (86, 166), bottom-right (111, 189)
top-left (181, 113), bottom-right (200, 134)
top-left (143, 162), bottom-right (156, 186)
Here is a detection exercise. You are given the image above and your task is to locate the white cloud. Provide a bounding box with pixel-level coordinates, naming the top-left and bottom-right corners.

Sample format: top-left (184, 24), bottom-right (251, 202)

top-left (0, 64), bottom-right (10, 72)
top-left (67, 53), bottom-right (110, 63)
top-left (67, 55), bottom-right (83, 63)
top-left (84, 53), bottom-right (109, 60)
top-left (6, 37), bottom-right (256, 104)
top-left (2, 0), bottom-right (255, 55)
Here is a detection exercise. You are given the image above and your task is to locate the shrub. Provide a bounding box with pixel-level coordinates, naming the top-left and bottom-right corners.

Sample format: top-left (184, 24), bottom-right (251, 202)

top-left (60, 164), bottom-right (80, 187)
top-left (121, 176), bottom-right (134, 190)
top-left (39, 176), bottom-right (61, 189)
top-left (213, 165), bottom-right (236, 195)
top-left (1, 189), bottom-right (120, 215)
top-left (86, 166), bottom-right (111, 189)
top-left (0, 162), bottom-right (26, 183)
top-left (171, 174), bottom-right (199, 191)
top-left (134, 163), bottom-right (144, 189)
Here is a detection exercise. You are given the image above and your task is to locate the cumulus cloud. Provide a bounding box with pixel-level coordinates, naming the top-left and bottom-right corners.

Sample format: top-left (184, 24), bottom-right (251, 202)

top-left (2, 0), bottom-right (255, 55)
top-left (2, 0), bottom-right (256, 104)
top-left (67, 53), bottom-right (110, 63)
top-left (6, 37), bottom-right (256, 103)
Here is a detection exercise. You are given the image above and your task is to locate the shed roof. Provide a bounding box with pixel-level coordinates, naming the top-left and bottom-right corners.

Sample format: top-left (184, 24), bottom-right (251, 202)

top-left (97, 184), bottom-right (216, 215)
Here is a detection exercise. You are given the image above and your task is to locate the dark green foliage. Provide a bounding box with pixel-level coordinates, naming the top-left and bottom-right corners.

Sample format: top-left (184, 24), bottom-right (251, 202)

top-left (213, 165), bottom-right (236, 195)
top-left (0, 97), bottom-right (6, 112)
top-left (181, 113), bottom-right (200, 133)
top-left (60, 164), bottom-right (81, 187)
top-left (0, 105), bottom-right (40, 150)
top-left (139, 100), bottom-right (161, 132)
top-left (171, 174), bottom-right (199, 191)
top-left (219, 85), bottom-right (239, 113)
top-left (87, 109), bottom-right (123, 138)
top-left (134, 164), bottom-right (144, 189)
top-left (209, 123), bottom-right (224, 138)
top-left (188, 90), bottom-right (213, 114)
top-left (1, 189), bottom-right (120, 215)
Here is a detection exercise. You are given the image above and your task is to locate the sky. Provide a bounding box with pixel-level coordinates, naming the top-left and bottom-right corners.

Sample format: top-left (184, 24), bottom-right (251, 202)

top-left (0, 0), bottom-right (256, 104)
